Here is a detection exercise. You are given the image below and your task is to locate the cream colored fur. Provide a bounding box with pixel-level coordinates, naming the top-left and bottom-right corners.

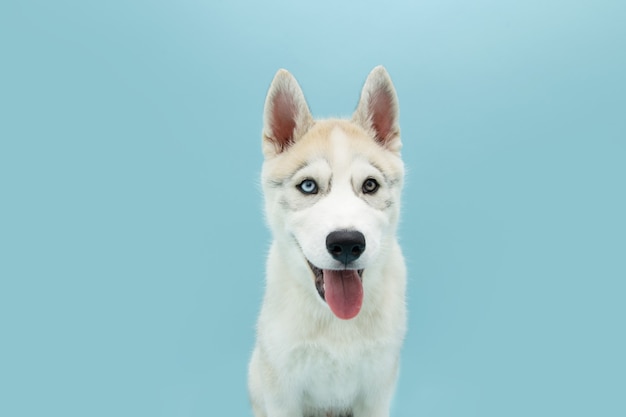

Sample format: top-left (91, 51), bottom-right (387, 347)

top-left (249, 67), bottom-right (406, 417)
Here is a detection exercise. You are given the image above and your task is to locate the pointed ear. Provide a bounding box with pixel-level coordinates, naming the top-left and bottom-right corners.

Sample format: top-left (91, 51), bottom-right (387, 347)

top-left (262, 69), bottom-right (313, 157)
top-left (352, 66), bottom-right (401, 152)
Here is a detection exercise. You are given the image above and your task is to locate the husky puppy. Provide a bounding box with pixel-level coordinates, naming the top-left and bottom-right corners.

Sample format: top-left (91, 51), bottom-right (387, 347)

top-left (248, 66), bottom-right (406, 417)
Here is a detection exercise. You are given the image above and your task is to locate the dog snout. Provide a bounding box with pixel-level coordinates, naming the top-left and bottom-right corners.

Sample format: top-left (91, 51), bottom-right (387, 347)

top-left (326, 230), bottom-right (366, 265)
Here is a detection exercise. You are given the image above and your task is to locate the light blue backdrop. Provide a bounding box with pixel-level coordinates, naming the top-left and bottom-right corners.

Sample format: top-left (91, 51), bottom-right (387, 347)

top-left (1, 1), bottom-right (624, 416)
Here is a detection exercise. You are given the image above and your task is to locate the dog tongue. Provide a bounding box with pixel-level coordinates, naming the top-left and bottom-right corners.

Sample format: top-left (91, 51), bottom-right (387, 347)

top-left (323, 270), bottom-right (363, 320)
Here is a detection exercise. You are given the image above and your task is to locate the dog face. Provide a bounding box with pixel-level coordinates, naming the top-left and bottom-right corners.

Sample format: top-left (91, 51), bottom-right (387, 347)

top-left (261, 67), bottom-right (404, 319)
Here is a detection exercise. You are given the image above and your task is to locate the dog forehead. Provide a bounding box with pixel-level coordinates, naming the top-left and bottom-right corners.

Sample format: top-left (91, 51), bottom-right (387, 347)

top-left (262, 120), bottom-right (402, 182)
top-left (317, 125), bottom-right (359, 172)
top-left (298, 121), bottom-right (394, 169)
top-left (316, 122), bottom-right (402, 173)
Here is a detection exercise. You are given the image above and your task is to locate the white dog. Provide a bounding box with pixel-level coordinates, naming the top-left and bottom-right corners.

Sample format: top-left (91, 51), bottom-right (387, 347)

top-left (248, 66), bottom-right (407, 417)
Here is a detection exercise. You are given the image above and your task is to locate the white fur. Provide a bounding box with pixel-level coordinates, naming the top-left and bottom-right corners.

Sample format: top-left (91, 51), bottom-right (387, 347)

top-left (249, 66), bottom-right (406, 417)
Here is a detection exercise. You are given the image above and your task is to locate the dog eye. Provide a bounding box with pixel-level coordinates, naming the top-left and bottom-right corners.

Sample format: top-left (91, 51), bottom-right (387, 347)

top-left (297, 179), bottom-right (318, 194)
top-left (362, 178), bottom-right (379, 194)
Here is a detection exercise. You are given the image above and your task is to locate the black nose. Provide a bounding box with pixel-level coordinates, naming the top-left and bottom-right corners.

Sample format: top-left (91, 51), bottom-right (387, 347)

top-left (326, 230), bottom-right (366, 265)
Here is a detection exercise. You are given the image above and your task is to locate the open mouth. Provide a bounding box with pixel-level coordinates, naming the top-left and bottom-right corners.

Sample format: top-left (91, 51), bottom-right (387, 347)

top-left (308, 261), bottom-right (364, 320)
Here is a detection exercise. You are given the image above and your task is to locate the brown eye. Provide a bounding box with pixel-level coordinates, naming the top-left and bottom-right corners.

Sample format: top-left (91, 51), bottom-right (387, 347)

top-left (362, 178), bottom-right (379, 194)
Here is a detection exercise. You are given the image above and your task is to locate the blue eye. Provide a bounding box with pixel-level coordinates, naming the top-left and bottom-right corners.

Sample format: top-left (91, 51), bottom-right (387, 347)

top-left (297, 179), bottom-right (318, 194)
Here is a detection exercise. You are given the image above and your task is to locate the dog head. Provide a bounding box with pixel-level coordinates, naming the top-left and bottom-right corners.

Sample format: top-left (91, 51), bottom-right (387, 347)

top-left (261, 67), bottom-right (404, 320)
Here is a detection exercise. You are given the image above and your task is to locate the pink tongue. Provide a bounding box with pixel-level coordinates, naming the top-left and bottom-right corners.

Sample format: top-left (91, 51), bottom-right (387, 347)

top-left (323, 270), bottom-right (363, 320)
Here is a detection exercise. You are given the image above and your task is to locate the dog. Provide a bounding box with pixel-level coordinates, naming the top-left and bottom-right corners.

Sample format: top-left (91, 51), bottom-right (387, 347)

top-left (248, 66), bottom-right (407, 417)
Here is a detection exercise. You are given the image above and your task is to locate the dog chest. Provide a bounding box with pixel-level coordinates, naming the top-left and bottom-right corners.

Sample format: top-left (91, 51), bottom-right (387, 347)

top-left (287, 340), bottom-right (398, 409)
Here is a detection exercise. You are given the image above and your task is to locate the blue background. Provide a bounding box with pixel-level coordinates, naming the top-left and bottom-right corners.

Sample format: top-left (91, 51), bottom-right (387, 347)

top-left (1, 1), bottom-right (624, 416)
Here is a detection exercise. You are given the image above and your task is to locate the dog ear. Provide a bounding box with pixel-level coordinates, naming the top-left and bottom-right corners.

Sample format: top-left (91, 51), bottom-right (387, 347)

top-left (262, 69), bottom-right (313, 157)
top-left (352, 66), bottom-right (401, 153)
